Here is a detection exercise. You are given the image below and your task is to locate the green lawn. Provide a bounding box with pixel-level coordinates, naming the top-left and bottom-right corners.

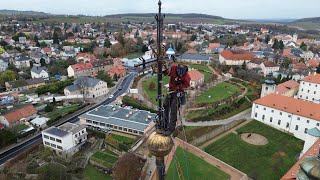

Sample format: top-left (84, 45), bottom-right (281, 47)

top-left (178, 126), bottom-right (221, 142)
top-left (46, 105), bottom-right (79, 120)
top-left (83, 165), bottom-right (112, 180)
top-left (167, 147), bottom-right (230, 180)
top-left (110, 134), bottom-right (135, 146)
top-left (91, 150), bottom-right (119, 168)
top-left (187, 64), bottom-right (212, 83)
top-left (204, 121), bottom-right (303, 180)
top-left (12, 124), bottom-right (29, 133)
top-left (126, 52), bottom-right (144, 59)
top-left (142, 75), bottom-right (170, 105)
top-left (196, 82), bottom-right (240, 104)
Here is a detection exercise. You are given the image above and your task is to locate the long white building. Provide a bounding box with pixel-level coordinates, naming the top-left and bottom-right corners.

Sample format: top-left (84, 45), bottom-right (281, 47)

top-left (251, 93), bottom-right (320, 141)
top-left (297, 73), bottom-right (320, 104)
top-left (42, 122), bottom-right (87, 159)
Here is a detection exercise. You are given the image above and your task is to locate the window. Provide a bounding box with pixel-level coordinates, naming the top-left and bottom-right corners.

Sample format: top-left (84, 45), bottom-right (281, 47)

top-left (124, 128), bottom-right (127, 131)
top-left (100, 122), bottom-right (105, 126)
top-left (75, 134), bottom-right (78, 138)
top-left (262, 115), bottom-right (265, 120)
top-left (314, 91), bottom-right (316, 94)
top-left (278, 120), bottom-right (281, 125)
top-left (270, 117), bottom-right (273, 122)
top-left (306, 96), bottom-right (309, 100)
top-left (288, 115), bottom-right (291, 118)
top-left (305, 128), bottom-right (308, 133)
top-left (51, 143), bottom-right (56, 148)
top-left (303, 82), bottom-right (305, 85)
top-left (57, 146), bottom-right (62, 150)
top-left (93, 121), bottom-right (98, 125)
top-left (308, 90), bottom-right (310, 93)
top-left (255, 113), bottom-right (257, 118)
top-left (119, 127), bottom-right (123, 130)
top-left (128, 129), bottom-right (133, 132)
top-left (307, 120), bottom-right (310, 123)
top-left (271, 110), bottom-right (274, 113)
top-left (317, 123), bottom-right (320, 126)
top-left (44, 141), bottom-right (50, 145)
top-left (44, 135), bottom-right (49, 139)
top-left (56, 139), bottom-right (62, 143)
top-left (286, 123), bottom-right (289, 128)
top-left (280, 112), bottom-right (282, 115)
top-left (295, 125), bottom-right (299, 131)
top-left (309, 83), bottom-right (311, 86)
top-left (82, 130), bottom-right (84, 134)
top-left (133, 130), bottom-right (138, 134)
top-left (139, 131), bottom-right (143, 135)
top-left (263, 107), bottom-right (266, 110)
top-left (301, 88), bottom-right (304, 92)
top-left (300, 95), bottom-right (302, 98)
top-left (87, 120), bottom-right (92, 123)
top-left (50, 137), bottom-right (55, 141)
top-left (114, 126), bottom-right (118, 129)
top-left (256, 105), bottom-right (259, 108)
top-left (297, 117), bottom-right (300, 120)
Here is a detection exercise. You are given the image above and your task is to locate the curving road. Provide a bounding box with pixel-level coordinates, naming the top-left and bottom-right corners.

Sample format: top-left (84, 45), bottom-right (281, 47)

top-left (0, 73), bottom-right (136, 165)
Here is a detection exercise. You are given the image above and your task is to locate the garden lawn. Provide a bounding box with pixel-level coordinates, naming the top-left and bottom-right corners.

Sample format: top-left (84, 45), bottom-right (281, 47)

top-left (167, 147), bottom-right (230, 180)
top-left (187, 64), bottom-right (212, 83)
top-left (204, 121), bottom-right (304, 180)
top-left (12, 124), bottom-right (29, 133)
top-left (46, 105), bottom-right (79, 120)
top-left (91, 150), bottom-right (119, 168)
top-left (126, 52), bottom-right (144, 59)
top-left (178, 126), bottom-right (221, 142)
top-left (142, 75), bottom-right (169, 105)
top-left (196, 82), bottom-right (240, 104)
top-left (110, 134), bottom-right (135, 146)
top-left (83, 165), bottom-right (112, 180)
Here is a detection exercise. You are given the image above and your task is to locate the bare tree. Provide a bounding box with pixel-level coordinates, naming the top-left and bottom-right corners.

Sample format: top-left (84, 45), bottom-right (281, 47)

top-left (113, 152), bottom-right (145, 180)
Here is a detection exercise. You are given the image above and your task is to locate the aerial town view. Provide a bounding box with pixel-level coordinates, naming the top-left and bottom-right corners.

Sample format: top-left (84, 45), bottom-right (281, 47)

top-left (0, 0), bottom-right (320, 180)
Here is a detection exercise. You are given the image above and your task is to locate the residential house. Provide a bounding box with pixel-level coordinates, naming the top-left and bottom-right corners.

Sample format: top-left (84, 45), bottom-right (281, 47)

top-left (188, 69), bottom-right (204, 88)
top-left (0, 57), bottom-right (9, 72)
top-left (14, 56), bottom-right (31, 68)
top-left (76, 53), bottom-right (96, 63)
top-left (79, 105), bottom-right (156, 136)
top-left (178, 53), bottom-right (211, 64)
top-left (219, 50), bottom-right (255, 66)
top-left (205, 43), bottom-right (220, 54)
top-left (247, 59), bottom-right (263, 70)
top-left (67, 60), bottom-right (113, 78)
top-left (0, 105), bottom-right (37, 127)
top-left (260, 61), bottom-right (280, 77)
top-left (293, 62), bottom-right (308, 72)
top-left (297, 73), bottom-right (320, 104)
top-left (18, 37), bottom-right (27, 44)
top-left (5, 78), bottom-right (46, 92)
top-left (64, 76), bottom-right (108, 98)
top-left (301, 51), bottom-right (314, 60)
top-left (108, 65), bottom-right (126, 79)
top-left (42, 122), bottom-right (87, 159)
top-left (31, 66), bottom-right (49, 79)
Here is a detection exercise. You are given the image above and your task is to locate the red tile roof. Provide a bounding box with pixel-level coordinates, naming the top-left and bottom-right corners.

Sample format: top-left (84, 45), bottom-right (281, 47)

top-left (275, 80), bottom-right (300, 95)
top-left (71, 63), bottom-right (93, 71)
top-left (262, 61), bottom-right (278, 67)
top-left (302, 73), bottom-right (320, 84)
top-left (254, 94), bottom-right (320, 121)
top-left (220, 50), bottom-right (255, 61)
top-left (188, 70), bottom-right (204, 81)
top-left (3, 105), bottom-right (37, 124)
top-left (185, 49), bottom-right (198, 54)
top-left (281, 139), bottom-right (320, 180)
top-left (208, 43), bottom-right (220, 49)
top-left (42, 47), bottom-right (51, 53)
top-left (293, 62), bottom-right (308, 70)
top-left (76, 53), bottom-right (96, 60)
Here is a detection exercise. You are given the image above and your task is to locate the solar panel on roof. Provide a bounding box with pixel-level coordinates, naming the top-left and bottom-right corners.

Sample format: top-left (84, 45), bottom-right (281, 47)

top-left (46, 127), bottom-right (69, 137)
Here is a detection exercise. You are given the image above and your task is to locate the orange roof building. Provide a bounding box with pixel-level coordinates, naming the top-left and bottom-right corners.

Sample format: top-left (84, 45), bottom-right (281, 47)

top-left (188, 70), bottom-right (204, 88)
top-left (219, 50), bottom-right (255, 66)
top-left (1, 105), bottom-right (37, 127)
top-left (275, 80), bottom-right (300, 97)
top-left (302, 73), bottom-right (320, 84)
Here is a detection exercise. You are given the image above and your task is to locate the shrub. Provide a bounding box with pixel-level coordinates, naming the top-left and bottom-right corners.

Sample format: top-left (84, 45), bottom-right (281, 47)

top-left (44, 105), bottom-right (54, 112)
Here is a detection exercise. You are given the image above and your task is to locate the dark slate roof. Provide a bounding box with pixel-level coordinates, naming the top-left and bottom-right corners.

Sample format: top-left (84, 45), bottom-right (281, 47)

top-left (15, 56), bottom-right (31, 61)
top-left (26, 78), bottom-right (45, 85)
top-left (180, 53), bottom-right (211, 60)
top-left (79, 105), bottom-right (156, 131)
top-left (291, 49), bottom-right (303, 57)
top-left (91, 60), bottom-right (113, 67)
top-left (0, 57), bottom-right (10, 63)
top-left (65, 84), bottom-right (80, 92)
top-left (74, 76), bottom-right (100, 88)
top-left (31, 66), bottom-right (48, 74)
top-left (45, 127), bottom-right (69, 137)
top-left (64, 50), bottom-right (75, 55)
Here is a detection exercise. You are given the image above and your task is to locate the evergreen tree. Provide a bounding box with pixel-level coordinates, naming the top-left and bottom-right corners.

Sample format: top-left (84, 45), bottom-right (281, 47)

top-left (300, 42), bottom-right (307, 51)
top-left (265, 35), bottom-right (270, 44)
top-left (104, 38), bottom-right (112, 48)
top-left (53, 32), bottom-right (59, 44)
top-left (272, 39), bottom-right (280, 50)
top-left (279, 40), bottom-right (284, 50)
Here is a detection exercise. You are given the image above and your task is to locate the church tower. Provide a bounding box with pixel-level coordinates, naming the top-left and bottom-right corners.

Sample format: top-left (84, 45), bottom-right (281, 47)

top-left (261, 73), bottom-right (276, 97)
top-left (293, 33), bottom-right (298, 43)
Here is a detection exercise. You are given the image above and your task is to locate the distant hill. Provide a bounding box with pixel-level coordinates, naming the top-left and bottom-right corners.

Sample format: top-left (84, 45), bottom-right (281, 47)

top-left (0, 10), bottom-right (50, 16)
top-left (288, 17), bottom-right (320, 30)
top-left (104, 13), bottom-right (228, 24)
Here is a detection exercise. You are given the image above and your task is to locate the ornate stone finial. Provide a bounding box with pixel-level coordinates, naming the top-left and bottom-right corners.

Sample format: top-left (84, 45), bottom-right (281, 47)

top-left (158, 0), bottom-right (162, 7)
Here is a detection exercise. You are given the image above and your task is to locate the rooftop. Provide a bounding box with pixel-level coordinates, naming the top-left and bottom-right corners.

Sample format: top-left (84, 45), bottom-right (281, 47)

top-left (254, 94), bottom-right (320, 121)
top-left (59, 122), bottom-right (85, 134)
top-left (188, 69), bottom-right (204, 81)
top-left (220, 50), bottom-right (255, 61)
top-left (302, 73), bottom-right (320, 84)
top-left (45, 127), bottom-right (69, 137)
top-left (79, 105), bottom-right (156, 131)
top-left (275, 80), bottom-right (300, 95)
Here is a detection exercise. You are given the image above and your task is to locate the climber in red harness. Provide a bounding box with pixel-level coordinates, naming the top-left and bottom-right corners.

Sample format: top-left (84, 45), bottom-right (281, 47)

top-left (160, 64), bottom-right (191, 136)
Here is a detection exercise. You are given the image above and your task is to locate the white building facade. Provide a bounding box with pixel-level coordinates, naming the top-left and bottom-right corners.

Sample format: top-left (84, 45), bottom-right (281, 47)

top-left (251, 94), bottom-right (320, 141)
top-left (42, 122), bottom-right (87, 159)
top-left (297, 73), bottom-right (320, 104)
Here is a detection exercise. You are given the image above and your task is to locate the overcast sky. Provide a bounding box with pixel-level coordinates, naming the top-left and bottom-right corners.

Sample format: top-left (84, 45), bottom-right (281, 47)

top-left (1, 0), bottom-right (319, 19)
